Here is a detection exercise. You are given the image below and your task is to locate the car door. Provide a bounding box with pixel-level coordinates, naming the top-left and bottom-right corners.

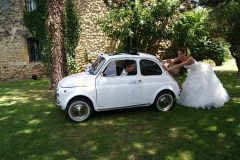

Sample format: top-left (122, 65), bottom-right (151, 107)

top-left (139, 59), bottom-right (169, 104)
top-left (95, 59), bottom-right (142, 108)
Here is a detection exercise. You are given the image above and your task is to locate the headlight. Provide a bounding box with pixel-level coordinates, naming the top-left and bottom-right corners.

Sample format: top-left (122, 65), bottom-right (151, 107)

top-left (55, 93), bottom-right (60, 105)
top-left (54, 87), bottom-right (60, 105)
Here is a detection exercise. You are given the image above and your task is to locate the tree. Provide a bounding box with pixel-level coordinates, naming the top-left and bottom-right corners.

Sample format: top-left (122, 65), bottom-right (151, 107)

top-left (48, 0), bottom-right (68, 89)
top-left (24, 0), bottom-right (80, 89)
top-left (168, 10), bottom-right (229, 65)
top-left (199, 0), bottom-right (232, 6)
top-left (98, 0), bottom-right (178, 51)
top-left (199, 0), bottom-right (240, 75)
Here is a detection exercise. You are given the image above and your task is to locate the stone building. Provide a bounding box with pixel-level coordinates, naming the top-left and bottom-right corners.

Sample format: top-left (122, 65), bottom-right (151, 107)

top-left (0, 0), bottom-right (46, 81)
top-left (0, 0), bottom-right (118, 81)
top-left (74, 0), bottom-right (118, 70)
top-left (0, 0), bottom-right (173, 81)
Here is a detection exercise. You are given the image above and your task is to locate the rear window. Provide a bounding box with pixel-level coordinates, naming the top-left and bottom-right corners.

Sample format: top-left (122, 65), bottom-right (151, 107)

top-left (140, 59), bottom-right (162, 76)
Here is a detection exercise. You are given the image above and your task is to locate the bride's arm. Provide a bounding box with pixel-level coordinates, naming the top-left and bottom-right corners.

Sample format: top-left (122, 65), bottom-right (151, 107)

top-left (167, 57), bottom-right (194, 71)
top-left (156, 55), bottom-right (179, 63)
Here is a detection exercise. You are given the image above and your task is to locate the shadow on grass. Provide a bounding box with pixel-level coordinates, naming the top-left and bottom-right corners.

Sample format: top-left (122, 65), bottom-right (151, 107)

top-left (0, 74), bottom-right (239, 160)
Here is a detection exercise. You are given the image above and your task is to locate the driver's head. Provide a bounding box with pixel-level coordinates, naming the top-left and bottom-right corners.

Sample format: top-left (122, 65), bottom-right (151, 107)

top-left (124, 60), bottom-right (136, 73)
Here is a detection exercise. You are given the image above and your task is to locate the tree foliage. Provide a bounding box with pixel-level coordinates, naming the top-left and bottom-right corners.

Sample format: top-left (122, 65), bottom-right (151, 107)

top-left (199, 0), bottom-right (240, 74)
top-left (168, 10), bottom-right (229, 65)
top-left (98, 0), bottom-right (178, 51)
top-left (99, 0), bottom-right (229, 66)
top-left (199, 0), bottom-right (232, 6)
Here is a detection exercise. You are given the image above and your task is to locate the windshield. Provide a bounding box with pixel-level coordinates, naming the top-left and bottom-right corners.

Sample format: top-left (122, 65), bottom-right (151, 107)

top-left (89, 57), bottom-right (105, 75)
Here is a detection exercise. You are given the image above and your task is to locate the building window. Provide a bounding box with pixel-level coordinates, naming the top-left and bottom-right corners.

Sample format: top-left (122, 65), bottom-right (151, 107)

top-left (27, 37), bottom-right (41, 62)
top-left (25, 0), bottom-right (36, 11)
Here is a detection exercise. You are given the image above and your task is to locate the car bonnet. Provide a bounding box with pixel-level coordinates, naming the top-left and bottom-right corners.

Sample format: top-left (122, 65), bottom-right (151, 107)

top-left (59, 72), bottom-right (94, 88)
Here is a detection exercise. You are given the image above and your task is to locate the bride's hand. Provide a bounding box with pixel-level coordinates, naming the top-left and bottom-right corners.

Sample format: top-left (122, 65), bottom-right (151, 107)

top-left (156, 55), bottom-right (161, 61)
top-left (156, 55), bottom-right (163, 62)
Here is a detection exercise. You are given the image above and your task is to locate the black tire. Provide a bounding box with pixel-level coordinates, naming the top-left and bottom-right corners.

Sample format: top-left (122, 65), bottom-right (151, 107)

top-left (154, 91), bottom-right (175, 112)
top-left (67, 98), bottom-right (93, 122)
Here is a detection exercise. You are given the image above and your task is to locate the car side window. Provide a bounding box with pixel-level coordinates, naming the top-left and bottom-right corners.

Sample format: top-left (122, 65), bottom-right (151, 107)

top-left (103, 61), bottom-right (117, 76)
top-left (140, 59), bottom-right (162, 76)
top-left (103, 59), bottom-right (137, 76)
top-left (116, 60), bottom-right (124, 76)
top-left (121, 59), bottom-right (137, 76)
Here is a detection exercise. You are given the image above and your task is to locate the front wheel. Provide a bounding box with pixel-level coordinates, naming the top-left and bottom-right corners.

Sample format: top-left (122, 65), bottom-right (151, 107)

top-left (67, 98), bottom-right (93, 122)
top-left (154, 91), bottom-right (175, 112)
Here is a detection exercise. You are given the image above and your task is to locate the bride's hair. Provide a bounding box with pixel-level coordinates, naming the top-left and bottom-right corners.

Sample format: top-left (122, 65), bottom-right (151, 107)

top-left (178, 48), bottom-right (187, 55)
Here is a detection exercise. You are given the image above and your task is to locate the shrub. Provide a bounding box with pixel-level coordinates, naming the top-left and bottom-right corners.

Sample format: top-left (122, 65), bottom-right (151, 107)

top-left (201, 59), bottom-right (216, 67)
top-left (168, 10), bottom-right (230, 65)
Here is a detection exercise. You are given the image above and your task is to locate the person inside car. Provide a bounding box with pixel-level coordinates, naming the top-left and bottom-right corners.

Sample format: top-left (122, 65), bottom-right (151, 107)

top-left (120, 60), bottom-right (136, 76)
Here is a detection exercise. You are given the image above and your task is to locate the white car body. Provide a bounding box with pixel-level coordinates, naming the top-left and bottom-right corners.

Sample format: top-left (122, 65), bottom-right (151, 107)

top-left (55, 52), bottom-right (180, 122)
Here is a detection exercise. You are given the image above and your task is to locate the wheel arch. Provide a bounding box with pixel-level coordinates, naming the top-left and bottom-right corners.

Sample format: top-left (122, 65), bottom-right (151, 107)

top-left (67, 95), bottom-right (94, 111)
top-left (157, 89), bottom-right (176, 98)
top-left (152, 88), bottom-right (176, 104)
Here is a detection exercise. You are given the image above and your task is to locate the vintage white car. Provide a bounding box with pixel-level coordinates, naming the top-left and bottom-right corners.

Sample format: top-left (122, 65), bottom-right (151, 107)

top-left (55, 52), bottom-right (180, 122)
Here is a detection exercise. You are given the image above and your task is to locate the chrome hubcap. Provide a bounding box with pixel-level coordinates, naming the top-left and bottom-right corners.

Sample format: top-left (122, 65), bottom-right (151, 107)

top-left (70, 102), bottom-right (89, 119)
top-left (157, 94), bottom-right (173, 111)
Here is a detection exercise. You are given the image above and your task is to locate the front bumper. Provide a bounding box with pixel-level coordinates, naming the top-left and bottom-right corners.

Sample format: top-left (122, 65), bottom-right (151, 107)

top-left (54, 93), bottom-right (61, 106)
top-left (54, 85), bottom-right (62, 108)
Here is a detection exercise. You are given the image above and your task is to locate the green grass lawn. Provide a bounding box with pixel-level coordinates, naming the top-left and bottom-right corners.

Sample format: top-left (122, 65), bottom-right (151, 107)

top-left (0, 71), bottom-right (239, 160)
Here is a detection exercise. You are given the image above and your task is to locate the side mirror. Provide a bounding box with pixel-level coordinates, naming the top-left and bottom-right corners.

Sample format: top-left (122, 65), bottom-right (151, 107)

top-left (85, 63), bottom-right (92, 72)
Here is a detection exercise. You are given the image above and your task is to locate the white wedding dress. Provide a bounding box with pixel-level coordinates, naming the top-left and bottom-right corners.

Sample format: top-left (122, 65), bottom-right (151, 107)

top-left (177, 60), bottom-right (229, 109)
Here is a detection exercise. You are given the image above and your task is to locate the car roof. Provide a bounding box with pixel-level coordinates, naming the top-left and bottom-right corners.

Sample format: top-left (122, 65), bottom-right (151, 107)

top-left (102, 52), bottom-right (157, 61)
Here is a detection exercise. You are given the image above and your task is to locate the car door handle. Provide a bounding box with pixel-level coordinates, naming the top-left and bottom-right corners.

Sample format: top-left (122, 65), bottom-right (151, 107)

top-left (129, 80), bottom-right (141, 84)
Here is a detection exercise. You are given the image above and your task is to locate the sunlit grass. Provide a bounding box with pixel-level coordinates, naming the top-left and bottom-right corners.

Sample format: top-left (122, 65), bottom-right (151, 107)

top-left (0, 72), bottom-right (239, 160)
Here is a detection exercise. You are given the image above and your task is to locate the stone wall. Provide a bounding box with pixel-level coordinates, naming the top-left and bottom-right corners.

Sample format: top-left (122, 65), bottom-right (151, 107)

top-left (0, 0), bottom-right (172, 81)
top-left (0, 0), bottom-right (46, 81)
top-left (0, 0), bottom-right (117, 80)
top-left (73, 0), bottom-right (173, 71)
top-left (74, 0), bottom-right (118, 71)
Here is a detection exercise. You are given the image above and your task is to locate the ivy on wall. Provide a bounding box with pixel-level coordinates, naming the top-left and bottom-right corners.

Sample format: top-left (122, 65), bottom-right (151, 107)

top-left (23, 0), bottom-right (50, 69)
top-left (64, 0), bottom-right (81, 74)
top-left (23, 0), bottom-right (80, 74)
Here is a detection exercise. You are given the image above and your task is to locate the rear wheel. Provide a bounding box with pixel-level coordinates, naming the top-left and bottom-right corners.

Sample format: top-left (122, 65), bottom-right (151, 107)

top-left (67, 98), bottom-right (93, 122)
top-left (154, 91), bottom-right (175, 112)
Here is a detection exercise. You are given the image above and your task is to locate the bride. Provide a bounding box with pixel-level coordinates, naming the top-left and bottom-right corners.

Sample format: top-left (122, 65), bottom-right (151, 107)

top-left (157, 48), bottom-right (229, 109)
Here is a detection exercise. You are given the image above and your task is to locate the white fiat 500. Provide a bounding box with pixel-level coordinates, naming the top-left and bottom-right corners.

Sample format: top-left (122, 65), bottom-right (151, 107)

top-left (55, 52), bottom-right (180, 122)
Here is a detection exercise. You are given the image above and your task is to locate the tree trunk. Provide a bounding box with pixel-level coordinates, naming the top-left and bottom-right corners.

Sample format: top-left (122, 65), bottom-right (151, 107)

top-left (230, 45), bottom-right (240, 75)
top-left (48, 0), bottom-right (68, 90)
